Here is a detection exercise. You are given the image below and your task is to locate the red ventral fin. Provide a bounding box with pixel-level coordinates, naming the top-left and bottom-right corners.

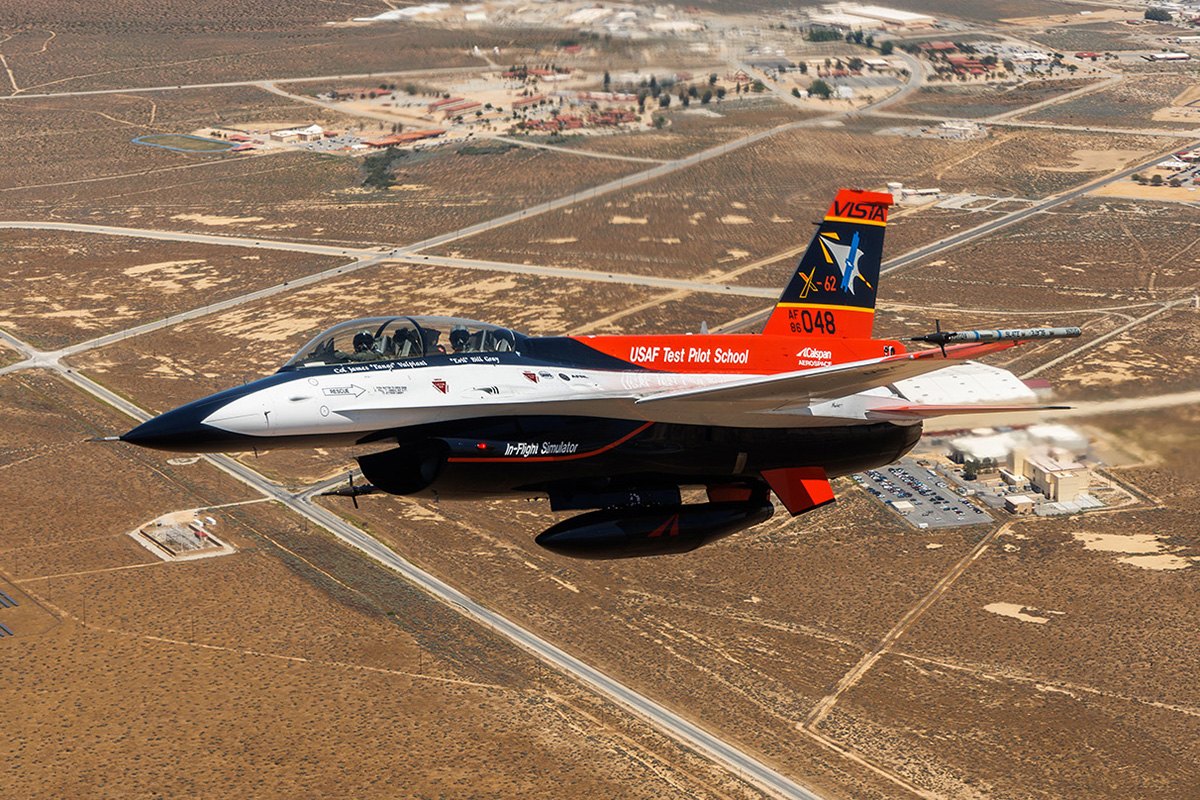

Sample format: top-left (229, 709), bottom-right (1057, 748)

top-left (761, 467), bottom-right (836, 516)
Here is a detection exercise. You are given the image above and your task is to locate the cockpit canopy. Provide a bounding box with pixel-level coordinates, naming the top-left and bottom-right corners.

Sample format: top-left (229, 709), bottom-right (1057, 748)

top-left (281, 316), bottom-right (525, 370)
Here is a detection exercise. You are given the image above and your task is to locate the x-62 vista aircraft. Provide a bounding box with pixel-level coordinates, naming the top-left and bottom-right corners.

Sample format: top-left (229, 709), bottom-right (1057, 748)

top-left (122, 189), bottom-right (1079, 558)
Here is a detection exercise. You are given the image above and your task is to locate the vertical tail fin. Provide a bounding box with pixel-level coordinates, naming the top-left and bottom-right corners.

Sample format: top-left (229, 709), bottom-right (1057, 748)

top-left (762, 188), bottom-right (892, 339)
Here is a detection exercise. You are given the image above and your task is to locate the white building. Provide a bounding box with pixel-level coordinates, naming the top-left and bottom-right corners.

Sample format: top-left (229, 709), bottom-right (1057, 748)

top-left (269, 124), bottom-right (324, 143)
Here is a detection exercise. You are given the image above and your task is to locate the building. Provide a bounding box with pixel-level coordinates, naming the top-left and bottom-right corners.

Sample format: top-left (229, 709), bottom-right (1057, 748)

top-left (837, 3), bottom-right (934, 27)
top-left (810, 2), bottom-right (934, 30)
top-left (1025, 423), bottom-right (1088, 458)
top-left (1005, 495), bottom-right (1035, 515)
top-left (1143, 53), bottom-right (1191, 61)
top-left (950, 432), bottom-right (1014, 469)
top-left (269, 124), bottom-right (324, 143)
top-left (513, 94), bottom-right (547, 109)
top-left (1025, 452), bottom-right (1089, 502)
top-left (936, 120), bottom-right (985, 139)
top-left (428, 96), bottom-right (467, 113)
top-left (363, 129), bottom-right (446, 148)
top-left (439, 101), bottom-right (482, 119)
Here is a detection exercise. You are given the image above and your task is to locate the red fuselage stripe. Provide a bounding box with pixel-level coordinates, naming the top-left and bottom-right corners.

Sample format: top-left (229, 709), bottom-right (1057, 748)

top-left (447, 422), bottom-right (655, 463)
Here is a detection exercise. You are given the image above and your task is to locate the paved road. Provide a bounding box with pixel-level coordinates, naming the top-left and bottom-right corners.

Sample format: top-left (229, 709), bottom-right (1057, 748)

top-left (0, 220), bottom-right (376, 256)
top-left (0, 64), bottom-right (492, 100)
top-left (484, 134), bottom-right (666, 164)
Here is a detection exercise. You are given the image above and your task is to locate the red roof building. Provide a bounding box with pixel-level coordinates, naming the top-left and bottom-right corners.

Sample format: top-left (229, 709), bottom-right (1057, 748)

top-left (428, 96), bottom-right (466, 112)
top-left (439, 101), bottom-right (482, 117)
top-left (364, 129), bottom-right (447, 147)
top-left (513, 94), bottom-right (547, 108)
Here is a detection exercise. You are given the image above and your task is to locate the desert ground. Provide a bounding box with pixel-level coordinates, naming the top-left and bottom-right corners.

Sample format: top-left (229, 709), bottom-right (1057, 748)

top-left (3, 2), bottom-right (1199, 799)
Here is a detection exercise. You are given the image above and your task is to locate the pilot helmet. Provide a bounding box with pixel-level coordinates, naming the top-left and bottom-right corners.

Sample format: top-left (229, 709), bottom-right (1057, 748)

top-left (353, 331), bottom-right (375, 352)
top-left (449, 325), bottom-right (469, 350)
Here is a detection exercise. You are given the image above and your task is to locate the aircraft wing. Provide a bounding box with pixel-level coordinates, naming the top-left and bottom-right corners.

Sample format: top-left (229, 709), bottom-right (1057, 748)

top-left (633, 341), bottom-right (1021, 414)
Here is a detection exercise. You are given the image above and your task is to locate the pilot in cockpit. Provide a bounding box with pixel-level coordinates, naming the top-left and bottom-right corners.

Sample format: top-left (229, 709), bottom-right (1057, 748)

top-left (346, 330), bottom-right (383, 362)
top-left (449, 325), bottom-right (470, 353)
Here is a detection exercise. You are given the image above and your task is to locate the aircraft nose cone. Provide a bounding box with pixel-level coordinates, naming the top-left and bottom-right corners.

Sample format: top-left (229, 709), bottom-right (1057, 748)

top-left (121, 404), bottom-right (215, 453)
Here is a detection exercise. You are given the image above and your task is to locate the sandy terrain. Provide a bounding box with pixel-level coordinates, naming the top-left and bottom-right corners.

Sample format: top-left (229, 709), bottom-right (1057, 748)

top-left (4, 6), bottom-right (1200, 797)
top-left (0, 231), bottom-right (343, 350)
top-left (0, 371), bottom-right (768, 800)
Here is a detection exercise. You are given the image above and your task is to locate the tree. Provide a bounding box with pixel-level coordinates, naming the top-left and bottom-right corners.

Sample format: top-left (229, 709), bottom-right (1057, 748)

top-left (848, 57), bottom-right (864, 71)
top-left (751, 79), bottom-right (766, 93)
top-left (709, 73), bottom-right (718, 86)
top-left (1145, 8), bottom-right (1172, 22)
top-left (1151, 173), bottom-right (1164, 185)
top-left (716, 87), bottom-right (726, 100)
top-left (809, 79), bottom-right (832, 99)
top-left (361, 146), bottom-right (402, 190)
top-left (1170, 177), bottom-right (1182, 187)
top-left (792, 87), bottom-right (801, 98)
top-left (880, 40), bottom-right (893, 56)
top-left (701, 89), bottom-right (713, 104)
top-left (659, 94), bottom-right (671, 108)
top-left (806, 28), bottom-right (842, 42)
top-left (799, 62), bottom-right (808, 74)
top-left (1131, 173), bottom-right (1143, 183)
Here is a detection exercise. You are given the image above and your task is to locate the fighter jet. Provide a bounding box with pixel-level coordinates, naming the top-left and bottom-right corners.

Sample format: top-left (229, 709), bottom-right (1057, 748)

top-left (121, 189), bottom-right (1079, 558)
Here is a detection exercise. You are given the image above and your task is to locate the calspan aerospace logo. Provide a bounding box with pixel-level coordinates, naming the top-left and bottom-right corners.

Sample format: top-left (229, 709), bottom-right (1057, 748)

top-left (818, 231), bottom-right (874, 294)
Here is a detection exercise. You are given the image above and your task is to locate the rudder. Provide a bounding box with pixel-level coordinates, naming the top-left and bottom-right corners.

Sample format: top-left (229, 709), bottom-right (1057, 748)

top-left (762, 188), bottom-right (892, 339)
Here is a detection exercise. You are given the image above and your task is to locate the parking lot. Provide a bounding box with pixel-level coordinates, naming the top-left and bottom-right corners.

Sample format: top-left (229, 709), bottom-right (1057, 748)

top-left (854, 458), bottom-right (992, 530)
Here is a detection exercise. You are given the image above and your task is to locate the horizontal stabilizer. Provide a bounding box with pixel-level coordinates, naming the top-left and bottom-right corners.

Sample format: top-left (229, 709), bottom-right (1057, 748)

top-left (865, 403), bottom-right (1070, 420)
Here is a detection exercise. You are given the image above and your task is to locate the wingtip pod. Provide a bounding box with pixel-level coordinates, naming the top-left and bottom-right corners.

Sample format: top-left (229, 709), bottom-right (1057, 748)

top-left (763, 188), bottom-right (893, 339)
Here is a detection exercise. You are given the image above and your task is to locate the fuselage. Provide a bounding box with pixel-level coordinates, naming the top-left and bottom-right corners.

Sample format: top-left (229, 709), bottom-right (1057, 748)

top-left (121, 324), bottom-right (924, 503)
